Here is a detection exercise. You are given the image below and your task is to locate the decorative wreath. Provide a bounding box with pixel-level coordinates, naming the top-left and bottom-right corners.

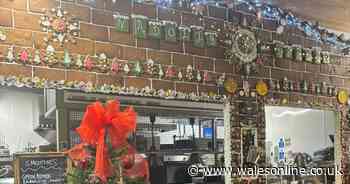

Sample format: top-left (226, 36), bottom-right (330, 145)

top-left (231, 29), bottom-right (257, 64)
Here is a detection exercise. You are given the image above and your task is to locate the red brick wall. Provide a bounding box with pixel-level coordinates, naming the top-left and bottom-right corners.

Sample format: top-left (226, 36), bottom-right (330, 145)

top-left (0, 0), bottom-right (349, 95)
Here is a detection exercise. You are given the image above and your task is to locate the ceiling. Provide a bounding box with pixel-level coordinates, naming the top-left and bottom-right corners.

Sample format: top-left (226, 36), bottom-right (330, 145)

top-left (269, 0), bottom-right (350, 33)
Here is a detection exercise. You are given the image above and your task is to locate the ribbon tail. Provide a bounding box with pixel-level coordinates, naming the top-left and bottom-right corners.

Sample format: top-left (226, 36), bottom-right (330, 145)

top-left (95, 129), bottom-right (113, 183)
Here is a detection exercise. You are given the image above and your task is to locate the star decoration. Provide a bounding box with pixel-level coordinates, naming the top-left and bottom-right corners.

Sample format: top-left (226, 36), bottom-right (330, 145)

top-left (39, 7), bottom-right (79, 46)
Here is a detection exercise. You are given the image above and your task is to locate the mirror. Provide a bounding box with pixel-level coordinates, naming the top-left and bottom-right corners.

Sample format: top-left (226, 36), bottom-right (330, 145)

top-left (265, 106), bottom-right (338, 184)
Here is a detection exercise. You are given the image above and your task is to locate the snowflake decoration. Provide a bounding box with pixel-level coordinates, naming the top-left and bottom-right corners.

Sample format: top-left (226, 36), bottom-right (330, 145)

top-left (39, 7), bottom-right (79, 46)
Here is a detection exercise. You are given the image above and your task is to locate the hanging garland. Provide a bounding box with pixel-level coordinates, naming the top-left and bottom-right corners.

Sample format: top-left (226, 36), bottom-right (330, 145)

top-left (0, 75), bottom-right (226, 103)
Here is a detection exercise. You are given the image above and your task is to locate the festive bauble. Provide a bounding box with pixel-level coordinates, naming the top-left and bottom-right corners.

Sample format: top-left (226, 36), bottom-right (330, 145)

top-left (337, 89), bottom-right (349, 104)
top-left (256, 80), bottom-right (268, 96)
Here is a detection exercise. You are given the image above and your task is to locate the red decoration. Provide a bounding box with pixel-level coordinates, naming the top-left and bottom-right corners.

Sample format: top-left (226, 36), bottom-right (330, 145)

top-left (165, 65), bottom-right (176, 79)
top-left (111, 58), bottom-right (119, 73)
top-left (123, 145), bottom-right (149, 181)
top-left (84, 55), bottom-right (93, 71)
top-left (19, 50), bottom-right (29, 63)
top-left (75, 100), bottom-right (137, 182)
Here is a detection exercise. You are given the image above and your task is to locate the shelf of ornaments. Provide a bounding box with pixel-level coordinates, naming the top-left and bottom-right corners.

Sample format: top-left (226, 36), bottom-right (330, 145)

top-left (4, 47), bottom-right (216, 84)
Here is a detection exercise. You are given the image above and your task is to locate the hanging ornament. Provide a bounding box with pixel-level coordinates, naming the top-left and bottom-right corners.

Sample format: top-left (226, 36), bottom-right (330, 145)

top-left (97, 53), bottom-right (108, 72)
top-left (196, 70), bottom-right (202, 82)
top-left (145, 59), bottom-right (155, 75)
top-left (123, 63), bottom-right (130, 74)
top-left (83, 55), bottom-right (93, 71)
top-left (63, 49), bottom-right (71, 67)
top-left (111, 58), bottom-right (119, 73)
top-left (158, 64), bottom-right (164, 79)
top-left (133, 61), bottom-right (143, 76)
top-left (33, 50), bottom-right (42, 65)
top-left (18, 49), bottom-right (30, 64)
top-left (75, 54), bottom-right (83, 69)
top-left (178, 71), bottom-right (183, 81)
top-left (39, 7), bottom-right (79, 46)
top-left (6, 46), bottom-right (15, 63)
top-left (45, 44), bottom-right (57, 66)
top-left (185, 65), bottom-right (194, 81)
top-left (165, 65), bottom-right (176, 79)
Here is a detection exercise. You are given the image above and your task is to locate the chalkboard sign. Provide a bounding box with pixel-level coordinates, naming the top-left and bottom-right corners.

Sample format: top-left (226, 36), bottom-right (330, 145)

top-left (14, 153), bottom-right (68, 184)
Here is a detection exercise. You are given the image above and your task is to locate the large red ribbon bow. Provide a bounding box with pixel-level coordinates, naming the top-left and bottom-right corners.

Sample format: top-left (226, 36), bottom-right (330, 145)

top-left (76, 100), bottom-right (136, 182)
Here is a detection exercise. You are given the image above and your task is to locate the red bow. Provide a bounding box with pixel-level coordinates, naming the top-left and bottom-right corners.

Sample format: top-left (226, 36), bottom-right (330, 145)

top-left (76, 100), bottom-right (136, 182)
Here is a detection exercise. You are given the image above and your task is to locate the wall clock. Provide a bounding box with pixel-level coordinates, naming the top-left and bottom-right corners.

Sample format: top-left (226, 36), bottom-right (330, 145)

top-left (231, 29), bottom-right (257, 64)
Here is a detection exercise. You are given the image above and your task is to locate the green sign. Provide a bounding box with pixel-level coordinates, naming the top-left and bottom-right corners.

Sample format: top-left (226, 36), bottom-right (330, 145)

top-left (115, 15), bottom-right (130, 33)
top-left (132, 15), bottom-right (148, 39)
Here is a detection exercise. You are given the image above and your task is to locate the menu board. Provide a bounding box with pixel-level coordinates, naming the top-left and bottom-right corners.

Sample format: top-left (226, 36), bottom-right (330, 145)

top-left (15, 153), bottom-right (67, 184)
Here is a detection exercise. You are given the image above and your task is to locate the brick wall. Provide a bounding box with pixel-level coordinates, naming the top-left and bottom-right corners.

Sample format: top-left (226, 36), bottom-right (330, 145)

top-left (0, 0), bottom-right (349, 95)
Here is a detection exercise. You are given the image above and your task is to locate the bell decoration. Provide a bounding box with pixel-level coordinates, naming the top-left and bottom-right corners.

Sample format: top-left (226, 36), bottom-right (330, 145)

top-left (45, 44), bottom-right (57, 66)
top-left (158, 64), bottom-right (164, 79)
top-left (123, 63), bottom-right (130, 74)
top-left (282, 77), bottom-right (289, 91)
top-left (6, 46), bottom-right (15, 63)
top-left (133, 61), bottom-right (143, 76)
top-left (97, 53), bottom-right (108, 72)
top-left (83, 55), bottom-right (93, 71)
top-left (145, 59), bottom-right (155, 75)
top-left (33, 50), bottom-right (42, 65)
top-left (18, 49), bottom-right (30, 64)
top-left (178, 71), bottom-right (183, 81)
top-left (185, 65), bottom-right (194, 81)
top-left (63, 49), bottom-right (71, 68)
top-left (75, 54), bottom-right (83, 68)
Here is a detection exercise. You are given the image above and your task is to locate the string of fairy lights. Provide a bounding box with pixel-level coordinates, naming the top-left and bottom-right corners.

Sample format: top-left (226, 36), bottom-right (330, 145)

top-left (151, 0), bottom-right (350, 50)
